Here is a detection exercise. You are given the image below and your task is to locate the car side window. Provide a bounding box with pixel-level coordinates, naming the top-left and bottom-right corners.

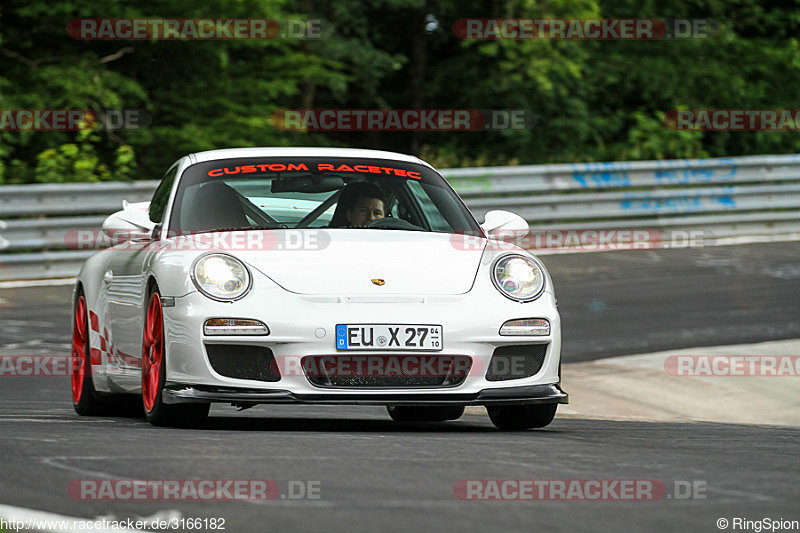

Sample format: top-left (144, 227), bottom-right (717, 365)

top-left (149, 165), bottom-right (179, 223)
top-left (405, 180), bottom-right (451, 231)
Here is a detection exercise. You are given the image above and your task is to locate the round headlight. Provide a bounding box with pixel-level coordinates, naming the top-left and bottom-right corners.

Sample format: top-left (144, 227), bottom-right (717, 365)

top-left (192, 254), bottom-right (251, 301)
top-left (492, 255), bottom-right (545, 301)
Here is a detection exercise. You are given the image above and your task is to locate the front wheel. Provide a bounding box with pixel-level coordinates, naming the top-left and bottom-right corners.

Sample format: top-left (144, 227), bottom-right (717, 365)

top-left (387, 405), bottom-right (465, 422)
top-left (142, 288), bottom-right (209, 427)
top-left (487, 404), bottom-right (557, 430)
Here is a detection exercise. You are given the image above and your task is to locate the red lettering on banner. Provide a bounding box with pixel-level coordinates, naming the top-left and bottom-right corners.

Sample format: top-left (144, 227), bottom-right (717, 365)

top-left (206, 162), bottom-right (421, 179)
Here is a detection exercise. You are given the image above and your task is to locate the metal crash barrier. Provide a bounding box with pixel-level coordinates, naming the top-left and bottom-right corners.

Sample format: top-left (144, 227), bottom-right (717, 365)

top-left (2, 154), bottom-right (799, 280)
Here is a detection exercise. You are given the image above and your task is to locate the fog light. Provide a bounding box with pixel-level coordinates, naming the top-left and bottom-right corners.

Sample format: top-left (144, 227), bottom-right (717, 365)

top-left (204, 318), bottom-right (269, 336)
top-left (499, 318), bottom-right (550, 336)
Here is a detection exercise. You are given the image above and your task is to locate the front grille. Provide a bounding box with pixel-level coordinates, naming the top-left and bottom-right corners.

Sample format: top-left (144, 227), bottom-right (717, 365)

top-left (205, 344), bottom-right (281, 382)
top-left (485, 344), bottom-right (548, 381)
top-left (302, 355), bottom-right (472, 388)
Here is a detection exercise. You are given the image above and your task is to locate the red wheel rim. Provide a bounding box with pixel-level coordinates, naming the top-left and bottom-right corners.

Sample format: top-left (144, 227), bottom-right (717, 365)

top-left (71, 296), bottom-right (88, 404)
top-left (142, 293), bottom-right (163, 412)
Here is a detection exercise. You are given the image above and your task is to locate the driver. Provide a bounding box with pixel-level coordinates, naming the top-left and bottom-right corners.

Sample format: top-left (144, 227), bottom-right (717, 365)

top-left (330, 181), bottom-right (387, 228)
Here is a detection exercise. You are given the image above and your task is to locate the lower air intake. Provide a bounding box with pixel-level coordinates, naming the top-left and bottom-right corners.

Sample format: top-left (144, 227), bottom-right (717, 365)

top-left (485, 344), bottom-right (548, 381)
top-left (205, 344), bottom-right (281, 382)
top-left (302, 355), bottom-right (472, 388)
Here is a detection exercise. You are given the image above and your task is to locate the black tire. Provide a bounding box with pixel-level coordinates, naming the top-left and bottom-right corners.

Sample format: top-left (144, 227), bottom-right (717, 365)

top-left (143, 285), bottom-right (210, 428)
top-left (387, 405), bottom-right (465, 422)
top-left (487, 403), bottom-right (557, 430)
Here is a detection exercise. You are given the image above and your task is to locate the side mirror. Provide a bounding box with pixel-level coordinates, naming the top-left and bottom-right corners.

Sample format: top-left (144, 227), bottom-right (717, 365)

top-left (480, 210), bottom-right (529, 242)
top-left (102, 203), bottom-right (155, 244)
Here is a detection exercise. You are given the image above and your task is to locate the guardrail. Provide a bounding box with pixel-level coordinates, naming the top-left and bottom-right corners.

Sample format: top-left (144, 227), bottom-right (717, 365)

top-left (2, 154), bottom-right (799, 280)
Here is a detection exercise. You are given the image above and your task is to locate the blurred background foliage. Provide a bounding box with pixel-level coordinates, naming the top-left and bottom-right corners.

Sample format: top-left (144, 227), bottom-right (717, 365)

top-left (0, 0), bottom-right (799, 183)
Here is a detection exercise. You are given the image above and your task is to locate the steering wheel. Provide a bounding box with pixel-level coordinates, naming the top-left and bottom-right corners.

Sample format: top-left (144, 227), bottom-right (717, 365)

top-left (365, 217), bottom-right (423, 231)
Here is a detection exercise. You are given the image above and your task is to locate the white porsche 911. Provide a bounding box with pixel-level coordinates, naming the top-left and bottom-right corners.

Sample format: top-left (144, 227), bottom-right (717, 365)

top-left (71, 147), bottom-right (567, 429)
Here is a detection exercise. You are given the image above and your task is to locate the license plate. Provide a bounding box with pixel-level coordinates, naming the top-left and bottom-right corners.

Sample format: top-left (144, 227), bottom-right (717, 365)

top-left (336, 324), bottom-right (443, 351)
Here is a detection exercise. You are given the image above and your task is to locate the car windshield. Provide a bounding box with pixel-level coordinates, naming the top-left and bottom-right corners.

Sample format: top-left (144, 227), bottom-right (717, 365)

top-left (165, 157), bottom-right (481, 234)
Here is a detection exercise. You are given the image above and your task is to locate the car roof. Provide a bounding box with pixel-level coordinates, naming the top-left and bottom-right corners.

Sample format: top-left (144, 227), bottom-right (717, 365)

top-left (188, 147), bottom-right (433, 168)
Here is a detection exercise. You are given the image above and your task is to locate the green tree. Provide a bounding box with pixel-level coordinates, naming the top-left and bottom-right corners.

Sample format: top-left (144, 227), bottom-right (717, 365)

top-left (2, 0), bottom-right (800, 182)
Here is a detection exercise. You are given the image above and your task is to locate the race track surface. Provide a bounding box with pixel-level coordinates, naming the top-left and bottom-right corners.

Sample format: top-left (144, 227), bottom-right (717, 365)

top-left (1, 241), bottom-right (798, 532)
top-left (0, 378), bottom-right (797, 533)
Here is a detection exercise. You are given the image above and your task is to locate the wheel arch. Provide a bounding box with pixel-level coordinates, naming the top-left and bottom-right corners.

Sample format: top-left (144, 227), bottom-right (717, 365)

top-left (145, 275), bottom-right (159, 297)
top-left (72, 279), bottom-right (84, 307)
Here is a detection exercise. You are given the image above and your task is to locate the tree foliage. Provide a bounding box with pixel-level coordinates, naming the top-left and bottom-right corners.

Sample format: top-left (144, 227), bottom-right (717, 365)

top-left (1, 0), bottom-right (799, 183)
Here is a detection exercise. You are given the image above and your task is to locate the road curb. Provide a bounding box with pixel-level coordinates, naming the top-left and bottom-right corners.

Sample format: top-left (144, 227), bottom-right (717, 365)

top-left (466, 338), bottom-right (800, 427)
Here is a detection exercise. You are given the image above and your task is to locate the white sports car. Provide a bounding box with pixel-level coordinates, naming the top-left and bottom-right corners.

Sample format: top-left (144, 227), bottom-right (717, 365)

top-left (71, 147), bottom-right (567, 429)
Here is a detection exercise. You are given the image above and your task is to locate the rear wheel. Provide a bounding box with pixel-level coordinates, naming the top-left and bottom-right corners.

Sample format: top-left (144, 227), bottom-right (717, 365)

top-left (142, 288), bottom-right (209, 427)
top-left (386, 405), bottom-right (465, 422)
top-left (71, 292), bottom-right (107, 415)
top-left (487, 403), bottom-right (557, 430)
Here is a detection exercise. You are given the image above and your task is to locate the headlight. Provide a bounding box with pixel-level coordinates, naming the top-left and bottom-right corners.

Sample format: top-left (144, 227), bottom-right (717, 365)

top-left (492, 255), bottom-right (545, 301)
top-left (192, 254), bottom-right (251, 301)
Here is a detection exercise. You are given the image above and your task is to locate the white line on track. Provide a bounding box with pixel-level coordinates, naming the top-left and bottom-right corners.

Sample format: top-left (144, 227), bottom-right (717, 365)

top-left (41, 456), bottom-right (120, 479)
top-left (0, 503), bottom-right (155, 533)
top-left (0, 418), bottom-right (115, 423)
top-left (0, 411), bottom-right (71, 417)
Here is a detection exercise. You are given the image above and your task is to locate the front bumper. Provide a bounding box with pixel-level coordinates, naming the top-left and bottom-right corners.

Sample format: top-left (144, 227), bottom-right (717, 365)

top-left (163, 382), bottom-right (569, 406)
top-left (161, 267), bottom-right (564, 399)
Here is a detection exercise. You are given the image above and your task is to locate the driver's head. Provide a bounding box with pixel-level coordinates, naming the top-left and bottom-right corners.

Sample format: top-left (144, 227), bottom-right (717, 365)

top-left (343, 182), bottom-right (386, 227)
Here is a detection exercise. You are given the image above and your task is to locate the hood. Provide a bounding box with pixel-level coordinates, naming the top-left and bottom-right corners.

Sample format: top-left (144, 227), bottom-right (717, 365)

top-left (217, 229), bottom-right (486, 295)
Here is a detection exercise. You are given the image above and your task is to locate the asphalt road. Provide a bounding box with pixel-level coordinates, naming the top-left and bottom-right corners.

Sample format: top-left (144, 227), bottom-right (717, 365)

top-left (2, 241), bottom-right (800, 361)
top-left (0, 242), bottom-right (798, 532)
top-left (0, 377), bottom-right (797, 533)
top-left (544, 240), bottom-right (800, 360)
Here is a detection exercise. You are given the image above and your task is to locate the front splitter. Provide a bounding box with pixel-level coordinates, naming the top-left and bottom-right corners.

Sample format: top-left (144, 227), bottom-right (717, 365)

top-left (162, 382), bottom-right (568, 406)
